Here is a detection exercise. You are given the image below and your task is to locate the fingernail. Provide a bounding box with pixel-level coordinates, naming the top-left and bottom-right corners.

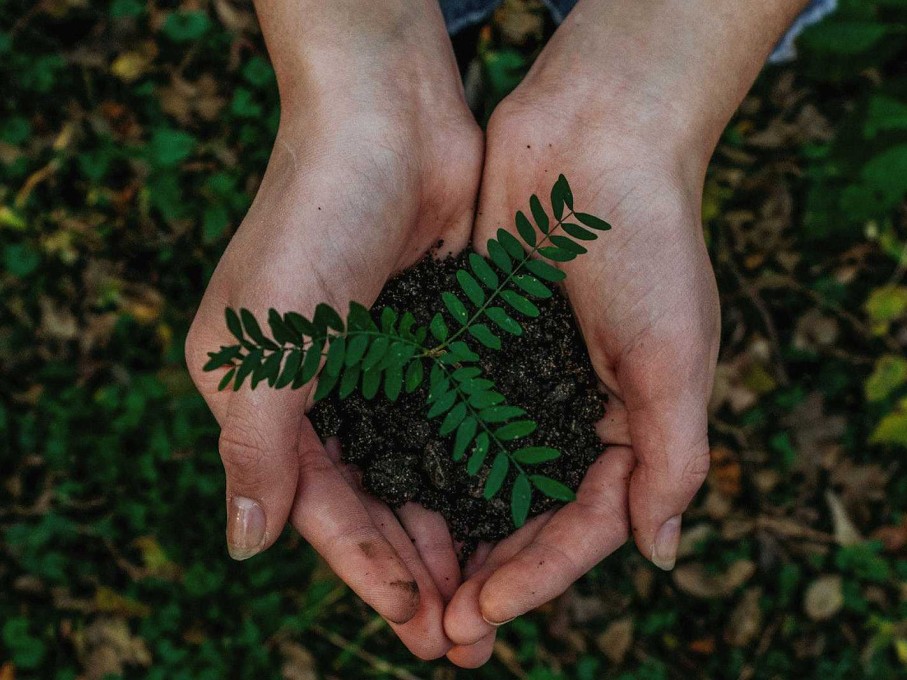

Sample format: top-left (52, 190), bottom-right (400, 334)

top-left (227, 496), bottom-right (265, 560)
top-left (651, 515), bottom-right (681, 571)
top-left (482, 614), bottom-right (516, 626)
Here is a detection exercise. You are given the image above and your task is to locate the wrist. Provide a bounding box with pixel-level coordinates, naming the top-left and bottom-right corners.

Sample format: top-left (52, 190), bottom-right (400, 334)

top-left (515, 0), bottom-right (810, 178)
top-left (254, 1), bottom-right (466, 123)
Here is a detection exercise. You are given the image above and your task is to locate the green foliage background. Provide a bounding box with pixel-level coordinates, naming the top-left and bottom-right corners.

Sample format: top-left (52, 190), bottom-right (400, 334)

top-left (1, 0), bottom-right (905, 678)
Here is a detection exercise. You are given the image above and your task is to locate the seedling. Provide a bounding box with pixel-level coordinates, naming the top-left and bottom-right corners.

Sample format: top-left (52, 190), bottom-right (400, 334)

top-left (203, 175), bottom-right (611, 528)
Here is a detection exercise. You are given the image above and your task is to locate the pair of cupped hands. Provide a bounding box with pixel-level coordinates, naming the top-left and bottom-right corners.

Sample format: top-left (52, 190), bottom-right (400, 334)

top-left (185, 11), bottom-right (720, 667)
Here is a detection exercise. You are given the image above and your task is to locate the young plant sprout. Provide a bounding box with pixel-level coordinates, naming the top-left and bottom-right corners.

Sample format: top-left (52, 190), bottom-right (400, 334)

top-left (203, 175), bottom-right (611, 529)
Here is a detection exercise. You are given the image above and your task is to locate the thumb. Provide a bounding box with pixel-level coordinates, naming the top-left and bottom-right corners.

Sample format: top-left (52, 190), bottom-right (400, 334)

top-left (186, 309), bottom-right (305, 561)
top-left (620, 333), bottom-right (715, 571)
top-left (219, 387), bottom-right (305, 560)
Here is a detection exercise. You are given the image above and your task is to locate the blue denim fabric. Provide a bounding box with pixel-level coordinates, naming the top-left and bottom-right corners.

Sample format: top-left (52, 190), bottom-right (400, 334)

top-left (438, 0), bottom-right (837, 63)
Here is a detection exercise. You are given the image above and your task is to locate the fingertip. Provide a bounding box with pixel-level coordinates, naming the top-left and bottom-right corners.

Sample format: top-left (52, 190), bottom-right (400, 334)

top-left (444, 580), bottom-right (495, 646)
top-left (446, 632), bottom-right (496, 669)
top-left (381, 578), bottom-right (421, 625)
top-left (478, 579), bottom-right (521, 627)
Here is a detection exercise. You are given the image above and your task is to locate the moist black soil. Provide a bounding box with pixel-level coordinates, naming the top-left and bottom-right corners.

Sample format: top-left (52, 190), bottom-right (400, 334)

top-left (310, 249), bottom-right (605, 547)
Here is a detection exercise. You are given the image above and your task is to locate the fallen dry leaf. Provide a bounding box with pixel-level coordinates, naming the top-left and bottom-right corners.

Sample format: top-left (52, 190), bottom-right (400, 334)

top-left (803, 575), bottom-right (844, 621)
top-left (75, 618), bottom-right (151, 680)
top-left (279, 642), bottom-right (317, 680)
top-left (673, 560), bottom-right (756, 599)
top-left (725, 588), bottom-right (763, 647)
top-left (709, 445), bottom-right (743, 498)
top-left (825, 490), bottom-right (863, 547)
top-left (596, 617), bottom-right (634, 664)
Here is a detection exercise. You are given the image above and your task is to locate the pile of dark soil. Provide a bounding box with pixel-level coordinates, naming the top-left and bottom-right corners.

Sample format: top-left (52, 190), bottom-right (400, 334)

top-left (310, 249), bottom-right (605, 545)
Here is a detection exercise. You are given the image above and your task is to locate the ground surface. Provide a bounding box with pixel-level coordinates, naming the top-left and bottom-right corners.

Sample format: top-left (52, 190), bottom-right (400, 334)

top-left (311, 250), bottom-right (604, 546)
top-left (1, 1), bottom-right (905, 679)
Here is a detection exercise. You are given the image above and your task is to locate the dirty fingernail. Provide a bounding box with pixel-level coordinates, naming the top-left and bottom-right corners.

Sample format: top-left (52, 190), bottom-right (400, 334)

top-left (652, 514), bottom-right (681, 571)
top-left (227, 496), bottom-right (265, 560)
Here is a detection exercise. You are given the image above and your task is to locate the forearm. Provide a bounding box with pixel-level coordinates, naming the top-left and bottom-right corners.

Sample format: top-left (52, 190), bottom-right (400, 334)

top-left (523, 0), bottom-right (811, 174)
top-left (251, 0), bottom-right (462, 116)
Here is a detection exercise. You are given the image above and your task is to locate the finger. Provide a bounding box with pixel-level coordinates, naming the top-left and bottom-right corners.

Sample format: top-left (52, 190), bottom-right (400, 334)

top-left (186, 295), bottom-right (311, 561)
top-left (219, 385), bottom-right (306, 561)
top-left (396, 502), bottom-right (461, 602)
top-left (478, 447), bottom-right (634, 625)
top-left (446, 632), bottom-right (497, 669)
top-left (444, 511), bottom-right (552, 646)
top-left (325, 439), bottom-right (452, 660)
top-left (289, 424), bottom-right (420, 625)
top-left (620, 337), bottom-right (715, 570)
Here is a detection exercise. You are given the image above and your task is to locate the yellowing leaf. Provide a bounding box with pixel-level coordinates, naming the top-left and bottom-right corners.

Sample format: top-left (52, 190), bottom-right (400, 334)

top-left (865, 286), bottom-right (907, 334)
top-left (0, 205), bottom-right (27, 230)
top-left (111, 51), bottom-right (152, 82)
top-left (866, 355), bottom-right (907, 402)
top-left (94, 587), bottom-right (151, 618)
top-left (742, 363), bottom-right (777, 395)
top-left (895, 638), bottom-right (907, 665)
top-left (869, 401), bottom-right (907, 448)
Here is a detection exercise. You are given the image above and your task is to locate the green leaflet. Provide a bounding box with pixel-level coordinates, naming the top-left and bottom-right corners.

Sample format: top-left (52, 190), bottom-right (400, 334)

top-left (530, 475), bottom-right (576, 501)
top-left (484, 453), bottom-right (510, 499)
top-left (457, 269), bottom-right (485, 306)
top-left (511, 474), bottom-right (532, 527)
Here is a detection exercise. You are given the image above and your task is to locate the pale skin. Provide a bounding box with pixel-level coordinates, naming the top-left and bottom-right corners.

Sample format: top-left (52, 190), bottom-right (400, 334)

top-left (185, 0), bottom-right (811, 667)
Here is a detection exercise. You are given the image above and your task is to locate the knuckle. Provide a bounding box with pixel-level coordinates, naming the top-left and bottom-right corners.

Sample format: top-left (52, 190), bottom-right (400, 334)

top-left (184, 317), bottom-right (209, 384)
top-left (680, 443), bottom-right (711, 488)
top-left (218, 422), bottom-right (270, 477)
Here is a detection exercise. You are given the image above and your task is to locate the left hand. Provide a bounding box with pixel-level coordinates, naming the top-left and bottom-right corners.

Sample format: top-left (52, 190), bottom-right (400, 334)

top-left (442, 73), bottom-right (721, 667)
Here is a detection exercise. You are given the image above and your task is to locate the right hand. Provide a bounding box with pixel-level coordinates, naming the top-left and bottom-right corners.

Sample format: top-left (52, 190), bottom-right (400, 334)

top-left (185, 1), bottom-right (482, 658)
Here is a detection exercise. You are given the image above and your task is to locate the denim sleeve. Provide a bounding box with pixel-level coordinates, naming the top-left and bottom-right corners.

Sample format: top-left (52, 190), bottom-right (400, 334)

top-left (439, 0), bottom-right (838, 63)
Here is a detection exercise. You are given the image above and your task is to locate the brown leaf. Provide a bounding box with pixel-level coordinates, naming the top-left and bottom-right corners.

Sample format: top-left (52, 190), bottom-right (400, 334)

top-left (803, 575), bottom-right (844, 621)
top-left (673, 560), bottom-right (756, 599)
top-left (677, 523), bottom-right (713, 560)
top-left (825, 490), bottom-right (863, 546)
top-left (793, 309), bottom-right (840, 352)
top-left (76, 618), bottom-right (151, 680)
top-left (689, 638), bottom-right (716, 655)
top-left (279, 642), bottom-right (317, 680)
top-left (709, 446), bottom-right (742, 498)
top-left (725, 588), bottom-right (763, 647)
top-left (596, 617), bottom-right (634, 664)
top-left (872, 517), bottom-right (907, 554)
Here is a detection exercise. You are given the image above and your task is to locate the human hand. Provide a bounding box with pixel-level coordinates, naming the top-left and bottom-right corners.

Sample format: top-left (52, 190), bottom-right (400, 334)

top-left (442, 36), bottom-right (723, 669)
top-left (185, 0), bottom-right (482, 659)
